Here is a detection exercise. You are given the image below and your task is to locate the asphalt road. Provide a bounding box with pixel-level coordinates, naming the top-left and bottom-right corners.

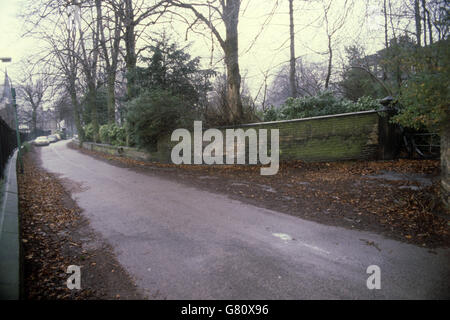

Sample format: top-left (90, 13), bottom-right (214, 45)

top-left (39, 140), bottom-right (450, 299)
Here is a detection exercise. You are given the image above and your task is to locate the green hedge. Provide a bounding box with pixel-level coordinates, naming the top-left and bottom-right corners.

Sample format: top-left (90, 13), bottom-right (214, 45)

top-left (84, 123), bottom-right (126, 146)
top-left (99, 124), bottom-right (126, 146)
top-left (264, 92), bottom-right (382, 121)
top-left (84, 123), bottom-right (94, 142)
top-left (126, 89), bottom-right (194, 151)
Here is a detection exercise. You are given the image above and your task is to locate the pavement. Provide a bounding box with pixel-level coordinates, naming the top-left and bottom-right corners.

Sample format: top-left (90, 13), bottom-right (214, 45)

top-left (38, 140), bottom-right (450, 299)
top-left (0, 151), bottom-right (20, 300)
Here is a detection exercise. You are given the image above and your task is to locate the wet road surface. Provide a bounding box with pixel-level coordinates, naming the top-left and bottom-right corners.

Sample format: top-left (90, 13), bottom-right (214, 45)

top-left (38, 141), bottom-right (450, 299)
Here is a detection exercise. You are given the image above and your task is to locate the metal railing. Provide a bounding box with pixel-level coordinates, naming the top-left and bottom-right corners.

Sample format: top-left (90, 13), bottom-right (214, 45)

top-left (410, 133), bottom-right (440, 159)
top-left (0, 116), bottom-right (18, 179)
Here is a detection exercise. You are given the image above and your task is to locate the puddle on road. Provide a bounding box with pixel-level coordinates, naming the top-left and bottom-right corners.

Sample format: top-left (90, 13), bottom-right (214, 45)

top-left (367, 171), bottom-right (433, 185)
top-left (366, 170), bottom-right (434, 190)
top-left (230, 182), bottom-right (248, 187)
top-left (198, 176), bottom-right (219, 180)
top-left (258, 184), bottom-right (277, 193)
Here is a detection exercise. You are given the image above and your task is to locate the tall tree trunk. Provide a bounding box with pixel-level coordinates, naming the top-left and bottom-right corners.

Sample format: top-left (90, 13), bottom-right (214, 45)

top-left (107, 74), bottom-right (116, 124)
top-left (424, 2), bottom-right (433, 44)
top-left (224, 0), bottom-right (243, 123)
top-left (383, 0), bottom-right (388, 49)
top-left (289, 0), bottom-right (297, 98)
top-left (422, 0), bottom-right (427, 45)
top-left (69, 87), bottom-right (84, 144)
top-left (124, 0), bottom-right (137, 101)
top-left (382, 0), bottom-right (389, 81)
top-left (224, 35), bottom-right (243, 123)
top-left (97, 0), bottom-right (120, 124)
top-left (78, 0), bottom-right (100, 141)
top-left (325, 36), bottom-right (332, 89)
top-left (88, 84), bottom-right (99, 143)
top-left (172, 0), bottom-right (243, 123)
top-left (388, 0), bottom-right (397, 41)
top-left (31, 105), bottom-right (37, 138)
top-left (414, 0), bottom-right (422, 46)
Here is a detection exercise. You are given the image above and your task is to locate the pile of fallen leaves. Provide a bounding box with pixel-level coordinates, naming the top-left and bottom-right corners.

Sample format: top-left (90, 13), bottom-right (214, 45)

top-left (70, 142), bottom-right (449, 247)
top-left (18, 148), bottom-right (135, 300)
top-left (19, 149), bottom-right (101, 299)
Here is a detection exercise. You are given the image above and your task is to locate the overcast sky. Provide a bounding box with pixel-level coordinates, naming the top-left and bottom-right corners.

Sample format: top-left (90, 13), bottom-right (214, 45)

top-left (0, 0), bottom-right (390, 105)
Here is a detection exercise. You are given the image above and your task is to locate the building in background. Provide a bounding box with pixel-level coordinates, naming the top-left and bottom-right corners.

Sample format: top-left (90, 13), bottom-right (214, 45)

top-left (39, 109), bottom-right (58, 133)
top-left (0, 71), bottom-right (15, 129)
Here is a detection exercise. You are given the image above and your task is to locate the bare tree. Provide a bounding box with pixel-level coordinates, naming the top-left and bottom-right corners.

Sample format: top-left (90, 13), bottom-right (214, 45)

top-left (17, 73), bottom-right (48, 137)
top-left (320, 0), bottom-right (354, 89)
top-left (289, 0), bottom-right (297, 98)
top-left (379, 0), bottom-right (445, 46)
top-left (168, 0), bottom-right (244, 123)
top-left (429, 0), bottom-right (449, 41)
top-left (253, 68), bottom-right (272, 112)
top-left (76, 1), bottom-right (102, 142)
top-left (21, 0), bottom-right (170, 140)
top-left (414, 0), bottom-right (423, 45)
top-left (114, 0), bottom-right (168, 100)
top-left (97, 0), bottom-right (123, 124)
top-left (266, 59), bottom-right (326, 107)
top-left (21, 0), bottom-right (86, 142)
top-left (382, 0), bottom-right (390, 81)
top-left (383, 0), bottom-right (389, 50)
top-left (423, 0), bottom-right (434, 44)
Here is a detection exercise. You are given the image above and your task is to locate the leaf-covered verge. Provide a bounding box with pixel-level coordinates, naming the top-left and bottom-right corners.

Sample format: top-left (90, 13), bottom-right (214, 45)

top-left (70, 142), bottom-right (450, 248)
top-left (18, 147), bottom-right (144, 299)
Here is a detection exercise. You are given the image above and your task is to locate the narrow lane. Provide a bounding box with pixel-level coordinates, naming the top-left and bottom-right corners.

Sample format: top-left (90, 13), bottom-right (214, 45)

top-left (38, 141), bottom-right (449, 299)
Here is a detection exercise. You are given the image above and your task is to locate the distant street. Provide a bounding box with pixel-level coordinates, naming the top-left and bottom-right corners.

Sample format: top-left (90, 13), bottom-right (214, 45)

top-left (38, 140), bottom-right (450, 299)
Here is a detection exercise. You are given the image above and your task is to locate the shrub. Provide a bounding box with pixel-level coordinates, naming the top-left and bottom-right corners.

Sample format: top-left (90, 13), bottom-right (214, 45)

top-left (242, 95), bottom-right (262, 123)
top-left (99, 124), bottom-right (127, 146)
top-left (394, 71), bottom-right (449, 132)
top-left (99, 124), bottom-right (110, 144)
top-left (124, 121), bottom-right (136, 147)
top-left (263, 106), bottom-right (279, 122)
top-left (393, 40), bottom-right (450, 132)
top-left (279, 92), bottom-right (351, 119)
top-left (109, 124), bottom-right (126, 146)
top-left (393, 39), bottom-right (450, 132)
top-left (352, 96), bottom-right (383, 112)
top-left (263, 92), bottom-right (382, 121)
top-left (84, 123), bottom-right (94, 142)
top-left (126, 89), bottom-right (195, 151)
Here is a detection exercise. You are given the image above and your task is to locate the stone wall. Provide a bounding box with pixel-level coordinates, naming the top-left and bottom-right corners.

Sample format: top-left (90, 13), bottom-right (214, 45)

top-left (78, 142), bottom-right (152, 162)
top-left (156, 110), bottom-right (392, 163)
top-left (77, 110), bottom-right (396, 165)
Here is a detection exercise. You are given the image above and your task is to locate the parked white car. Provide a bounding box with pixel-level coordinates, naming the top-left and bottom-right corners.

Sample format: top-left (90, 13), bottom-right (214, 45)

top-left (34, 136), bottom-right (50, 146)
top-left (47, 135), bottom-right (59, 143)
